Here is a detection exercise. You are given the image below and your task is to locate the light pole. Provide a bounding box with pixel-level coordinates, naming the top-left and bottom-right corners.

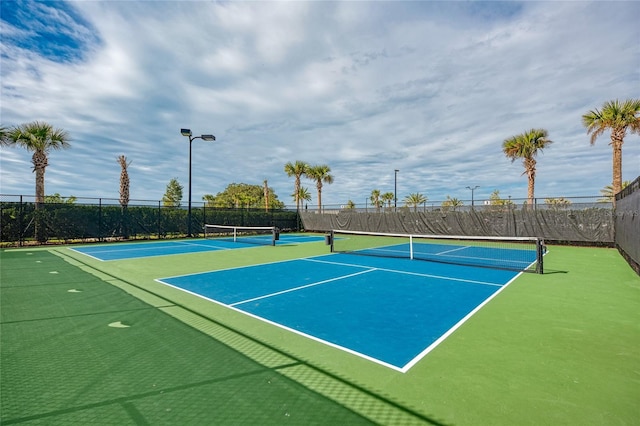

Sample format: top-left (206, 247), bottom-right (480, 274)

top-left (466, 185), bottom-right (479, 210)
top-left (394, 169), bottom-right (399, 212)
top-left (181, 129), bottom-right (215, 237)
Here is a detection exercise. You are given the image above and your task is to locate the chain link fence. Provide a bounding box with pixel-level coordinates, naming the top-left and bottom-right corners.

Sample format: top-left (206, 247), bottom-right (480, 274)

top-left (0, 195), bottom-right (299, 246)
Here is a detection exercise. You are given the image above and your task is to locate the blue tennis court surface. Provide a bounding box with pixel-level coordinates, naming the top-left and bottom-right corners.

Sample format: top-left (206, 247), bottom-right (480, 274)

top-left (157, 253), bottom-right (521, 372)
top-left (71, 234), bottom-right (326, 261)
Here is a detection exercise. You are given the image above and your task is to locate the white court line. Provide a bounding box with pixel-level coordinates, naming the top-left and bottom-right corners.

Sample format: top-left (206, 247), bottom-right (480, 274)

top-left (433, 245), bottom-right (469, 255)
top-left (230, 268), bottom-right (377, 307)
top-left (401, 270), bottom-right (525, 372)
top-left (69, 248), bottom-right (106, 261)
top-left (303, 257), bottom-right (504, 287)
top-left (156, 256), bottom-right (521, 372)
top-left (73, 241), bottom-right (203, 255)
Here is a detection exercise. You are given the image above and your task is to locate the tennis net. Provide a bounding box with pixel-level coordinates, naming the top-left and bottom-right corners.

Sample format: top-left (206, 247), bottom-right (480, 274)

top-left (204, 225), bottom-right (278, 246)
top-left (329, 230), bottom-right (544, 273)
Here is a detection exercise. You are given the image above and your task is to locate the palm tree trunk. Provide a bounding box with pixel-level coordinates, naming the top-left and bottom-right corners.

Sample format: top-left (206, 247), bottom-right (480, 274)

top-left (32, 150), bottom-right (48, 205)
top-left (294, 177), bottom-right (300, 211)
top-left (525, 158), bottom-right (536, 206)
top-left (611, 129), bottom-right (625, 196)
top-left (32, 151), bottom-right (48, 242)
top-left (263, 180), bottom-right (269, 212)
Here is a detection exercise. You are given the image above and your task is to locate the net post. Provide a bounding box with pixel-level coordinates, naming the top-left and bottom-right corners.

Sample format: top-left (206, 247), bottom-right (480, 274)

top-left (233, 227), bottom-right (237, 242)
top-left (271, 227), bottom-right (278, 246)
top-left (329, 230), bottom-right (335, 252)
top-left (409, 235), bottom-right (414, 260)
top-left (536, 238), bottom-right (544, 274)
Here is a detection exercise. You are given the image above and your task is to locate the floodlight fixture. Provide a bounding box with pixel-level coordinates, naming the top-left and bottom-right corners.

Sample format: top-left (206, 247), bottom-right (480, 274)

top-left (181, 128), bottom-right (192, 137)
top-left (394, 169), bottom-right (399, 212)
top-left (466, 185), bottom-right (480, 210)
top-left (201, 134), bottom-right (216, 141)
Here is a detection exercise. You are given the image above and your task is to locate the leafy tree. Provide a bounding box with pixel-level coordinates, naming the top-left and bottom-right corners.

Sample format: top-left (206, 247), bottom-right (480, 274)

top-left (404, 192), bottom-right (427, 212)
top-left (583, 99), bottom-right (640, 197)
top-left (305, 164), bottom-right (334, 213)
top-left (202, 194), bottom-right (216, 207)
top-left (441, 196), bottom-right (463, 212)
top-left (599, 180), bottom-right (631, 203)
top-left (502, 128), bottom-right (553, 206)
top-left (381, 192), bottom-right (394, 209)
top-left (345, 200), bottom-right (356, 209)
top-left (203, 183), bottom-right (284, 209)
top-left (2, 121), bottom-right (71, 205)
top-left (44, 193), bottom-right (77, 204)
top-left (370, 189), bottom-right (382, 211)
top-left (162, 178), bottom-right (183, 207)
top-left (284, 160), bottom-right (309, 211)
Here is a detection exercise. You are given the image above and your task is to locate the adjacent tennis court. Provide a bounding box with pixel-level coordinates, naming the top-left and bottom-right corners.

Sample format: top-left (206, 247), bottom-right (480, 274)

top-left (158, 251), bottom-right (521, 372)
top-left (72, 233), bottom-right (326, 261)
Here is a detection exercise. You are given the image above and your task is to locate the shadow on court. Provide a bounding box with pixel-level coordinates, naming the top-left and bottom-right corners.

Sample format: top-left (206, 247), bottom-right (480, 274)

top-left (0, 250), bottom-right (446, 425)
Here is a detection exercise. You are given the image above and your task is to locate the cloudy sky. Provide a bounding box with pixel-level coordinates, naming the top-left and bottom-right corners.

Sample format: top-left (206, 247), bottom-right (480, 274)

top-left (1, 0), bottom-right (638, 208)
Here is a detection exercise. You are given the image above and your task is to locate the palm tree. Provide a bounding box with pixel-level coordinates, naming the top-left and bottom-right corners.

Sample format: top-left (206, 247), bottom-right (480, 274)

top-left (44, 193), bottom-right (77, 204)
top-left (502, 128), bottom-right (553, 206)
top-left (370, 189), bottom-right (382, 212)
top-left (583, 99), bottom-right (640, 196)
top-left (117, 155), bottom-right (131, 208)
top-left (284, 160), bottom-right (309, 211)
top-left (488, 189), bottom-right (515, 212)
top-left (381, 192), bottom-right (394, 209)
top-left (544, 197), bottom-right (571, 210)
top-left (441, 196), bottom-right (463, 212)
top-left (599, 181), bottom-right (631, 203)
top-left (4, 121), bottom-right (71, 205)
top-left (404, 193), bottom-right (427, 212)
top-left (0, 125), bottom-right (8, 143)
top-left (263, 180), bottom-right (269, 212)
top-left (292, 186), bottom-right (311, 209)
top-left (117, 155), bottom-right (132, 238)
top-left (306, 164), bottom-right (334, 213)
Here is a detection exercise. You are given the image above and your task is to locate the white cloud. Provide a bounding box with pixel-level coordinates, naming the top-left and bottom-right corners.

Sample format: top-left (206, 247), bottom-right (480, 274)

top-left (1, 1), bottom-right (638, 208)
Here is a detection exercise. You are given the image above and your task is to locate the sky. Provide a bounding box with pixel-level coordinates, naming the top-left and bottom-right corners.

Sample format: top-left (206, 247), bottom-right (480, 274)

top-left (1, 0), bottom-right (639, 208)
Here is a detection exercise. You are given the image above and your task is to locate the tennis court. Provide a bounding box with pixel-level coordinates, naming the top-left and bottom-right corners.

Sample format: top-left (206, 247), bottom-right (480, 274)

top-left (2, 232), bottom-right (639, 425)
top-left (158, 253), bottom-right (521, 372)
top-left (71, 233), bottom-right (325, 261)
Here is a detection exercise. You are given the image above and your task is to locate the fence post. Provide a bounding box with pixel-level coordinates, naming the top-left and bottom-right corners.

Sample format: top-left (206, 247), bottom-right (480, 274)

top-left (19, 195), bottom-right (24, 247)
top-left (98, 198), bottom-right (102, 241)
top-left (157, 201), bottom-right (161, 239)
top-left (202, 204), bottom-right (206, 235)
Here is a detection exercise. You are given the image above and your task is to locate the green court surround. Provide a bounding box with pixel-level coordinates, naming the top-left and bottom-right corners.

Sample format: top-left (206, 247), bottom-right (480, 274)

top-left (1, 238), bottom-right (638, 425)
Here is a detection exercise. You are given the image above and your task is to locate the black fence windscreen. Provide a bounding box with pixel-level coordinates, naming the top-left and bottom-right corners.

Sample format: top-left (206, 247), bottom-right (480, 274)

top-left (615, 176), bottom-right (640, 275)
top-left (0, 196), bottom-right (299, 246)
top-left (301, 208), bottom-right (614, 244)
